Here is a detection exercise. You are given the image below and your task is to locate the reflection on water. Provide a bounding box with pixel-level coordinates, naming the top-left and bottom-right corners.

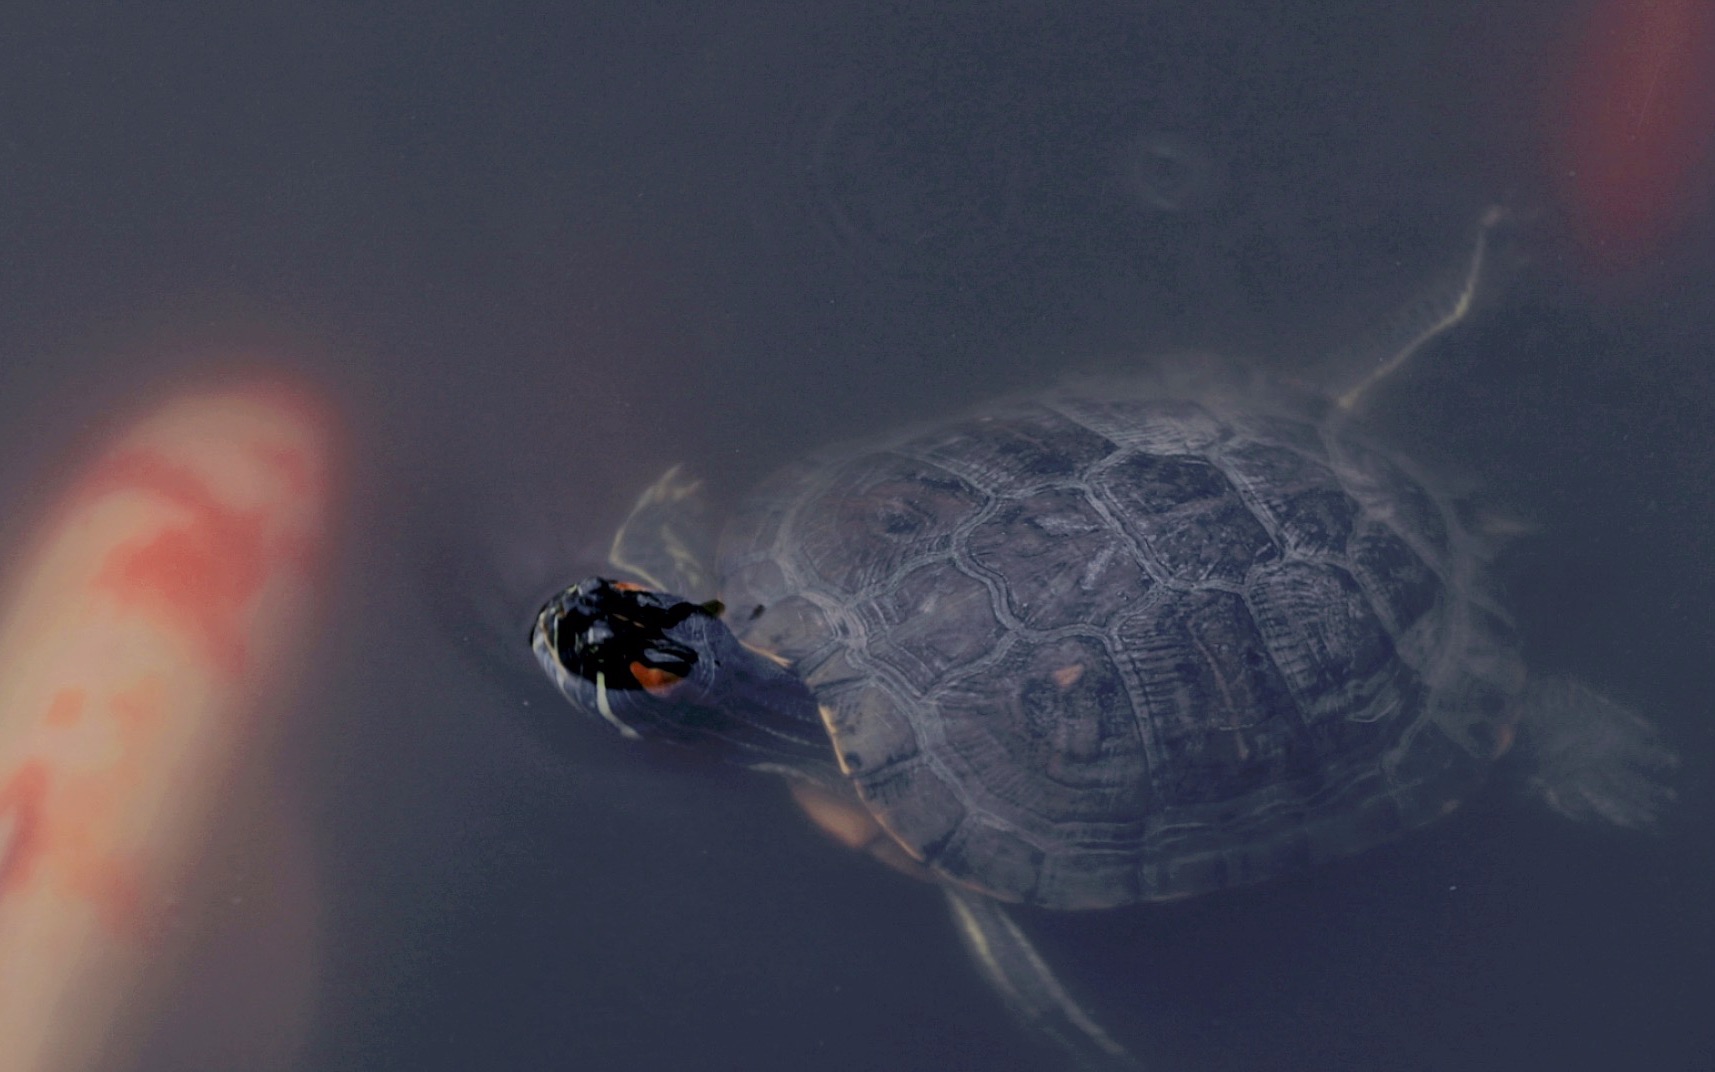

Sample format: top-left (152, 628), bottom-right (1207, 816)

top-left (0, 2), bottom-right (1711, 1071)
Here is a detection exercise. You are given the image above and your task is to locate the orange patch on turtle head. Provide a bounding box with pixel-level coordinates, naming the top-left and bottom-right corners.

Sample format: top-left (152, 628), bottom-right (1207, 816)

top-left (629, 662), bottom-right (684, 696)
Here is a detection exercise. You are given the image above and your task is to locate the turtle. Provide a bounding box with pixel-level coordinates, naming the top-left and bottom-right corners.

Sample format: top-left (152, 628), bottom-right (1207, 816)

top-left (527, 210), bottom-right (1676, 1069)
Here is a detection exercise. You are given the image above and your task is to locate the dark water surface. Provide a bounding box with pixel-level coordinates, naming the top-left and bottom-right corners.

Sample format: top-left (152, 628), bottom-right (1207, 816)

top-left (2, 3), bottom-right (1711, 1070)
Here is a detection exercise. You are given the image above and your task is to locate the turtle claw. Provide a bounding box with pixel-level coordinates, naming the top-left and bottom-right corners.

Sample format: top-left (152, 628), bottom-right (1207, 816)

top-left (607, 463), bottom-right (717, 600)
top-left (1517, 678), bottom-right (1679, 829)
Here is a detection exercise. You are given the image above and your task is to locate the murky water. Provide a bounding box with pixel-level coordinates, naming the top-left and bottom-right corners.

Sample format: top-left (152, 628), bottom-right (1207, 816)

top-left (2, 3), bottom-right (1711, 1070)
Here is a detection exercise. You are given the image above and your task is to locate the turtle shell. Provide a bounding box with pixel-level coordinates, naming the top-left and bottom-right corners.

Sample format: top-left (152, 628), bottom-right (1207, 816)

top-left (717, 382), bottom-right (1526, 909)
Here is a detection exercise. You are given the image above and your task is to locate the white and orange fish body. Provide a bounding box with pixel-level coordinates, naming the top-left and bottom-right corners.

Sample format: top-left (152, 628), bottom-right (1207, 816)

top-left (0, 382), bottom-right (340, 1072)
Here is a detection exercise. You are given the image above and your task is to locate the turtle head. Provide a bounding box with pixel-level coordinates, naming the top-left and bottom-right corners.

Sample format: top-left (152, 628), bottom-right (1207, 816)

top-left (531, 578), bottom-right (726, 742)
top-left (531, 578), bottom-right (833, 772)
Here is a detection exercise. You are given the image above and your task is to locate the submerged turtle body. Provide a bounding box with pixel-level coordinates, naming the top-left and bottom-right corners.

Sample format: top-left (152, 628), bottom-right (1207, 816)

top-left (528, 211), bottom-right (1674, 1069)
top-left (712, 381), bottom-right (1523, 910)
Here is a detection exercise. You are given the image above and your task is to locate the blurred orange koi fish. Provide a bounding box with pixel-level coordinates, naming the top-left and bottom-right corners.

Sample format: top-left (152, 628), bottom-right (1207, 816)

top-left (0, 382), bottom-right (340, 1072)
top-left (1553, 0), bottom-right (1715, 281)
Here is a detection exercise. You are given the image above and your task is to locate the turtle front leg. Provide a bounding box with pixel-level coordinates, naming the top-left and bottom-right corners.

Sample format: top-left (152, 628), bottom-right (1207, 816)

top-left (943, 888), bottom-right (1141, 1071)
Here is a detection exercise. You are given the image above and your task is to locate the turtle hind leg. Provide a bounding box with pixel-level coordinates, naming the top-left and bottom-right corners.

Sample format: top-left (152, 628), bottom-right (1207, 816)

top-left (943, 888), bottom-right (1141, 1071)
top-left (1514, 677), bottom-right (1679, 829)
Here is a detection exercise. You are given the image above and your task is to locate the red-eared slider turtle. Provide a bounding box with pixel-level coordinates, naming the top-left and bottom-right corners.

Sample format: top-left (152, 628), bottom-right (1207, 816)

top-left (529, 212), bottom-right (1675, 1068)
